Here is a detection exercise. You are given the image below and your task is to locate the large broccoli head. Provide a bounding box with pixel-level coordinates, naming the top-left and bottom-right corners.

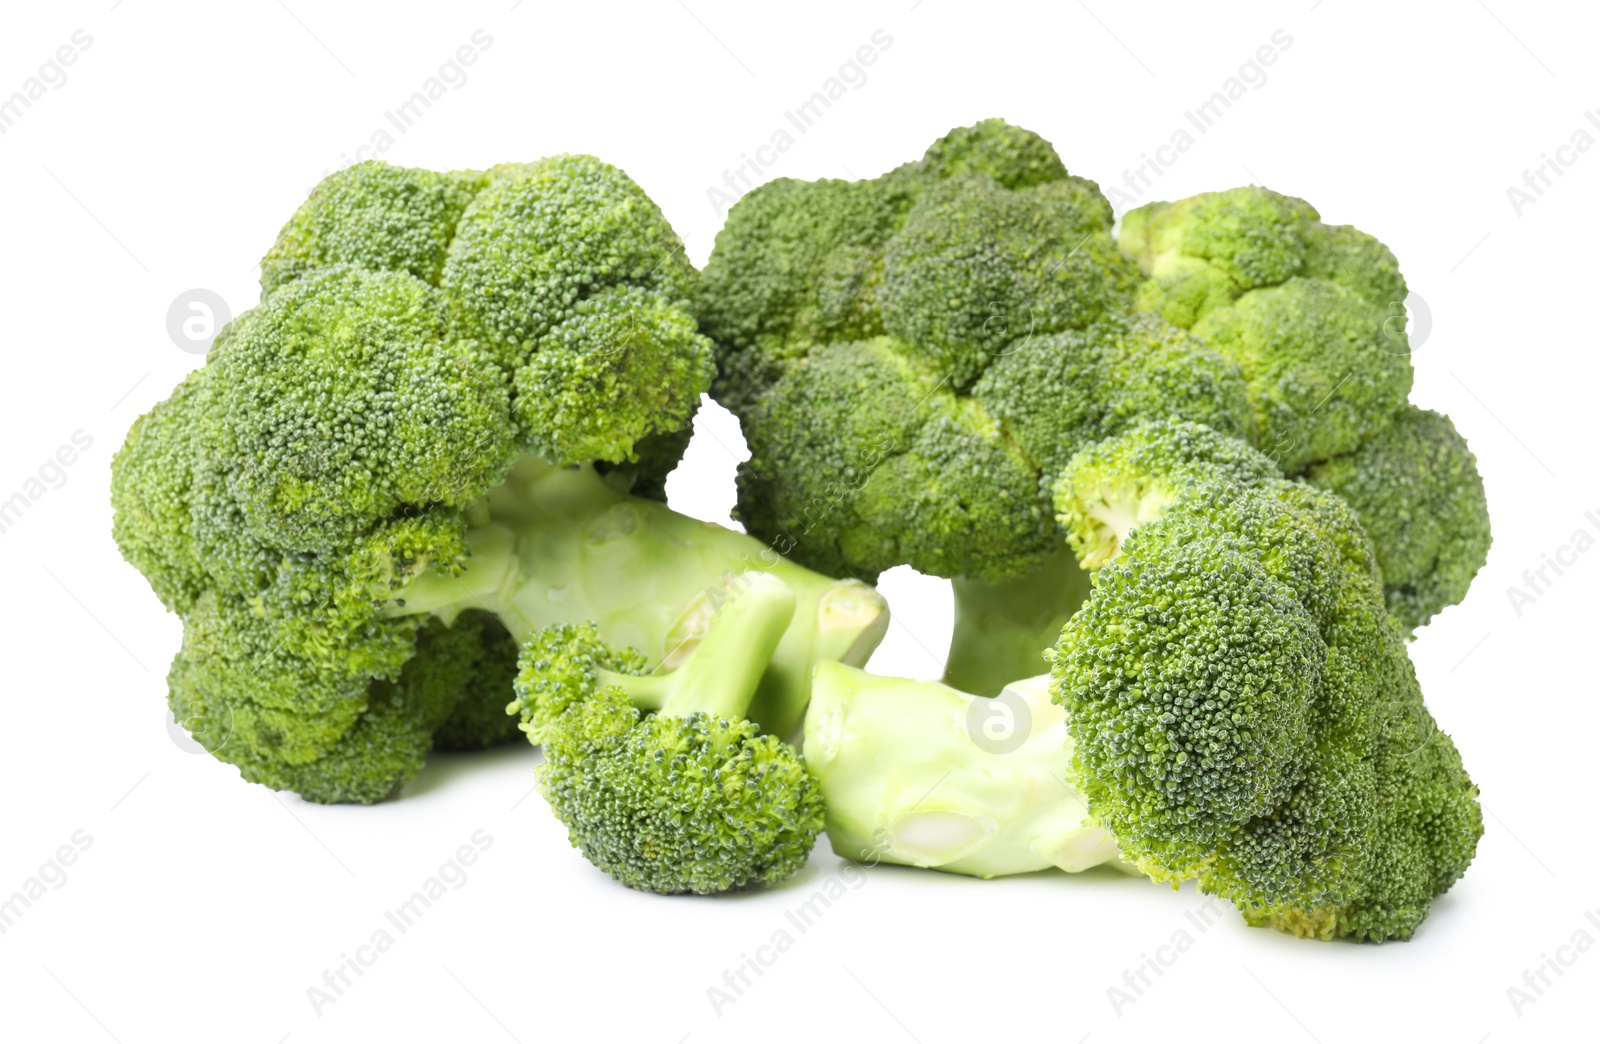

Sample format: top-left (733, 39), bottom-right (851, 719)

top-left (703, 120), bottom-right (1252, 589)
top-left (1050, 422), bottom-right (1482, 941)
top-left (112, 157), bottom-right (718, 803)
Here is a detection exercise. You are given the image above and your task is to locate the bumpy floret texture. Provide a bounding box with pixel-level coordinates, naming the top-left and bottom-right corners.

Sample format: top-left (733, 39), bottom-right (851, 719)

top-left (1051, 424), bottom-right (1482, 941)
top-left (539, 686), bottom-right (825, 895)
top-left (509, 621), bottom-right (651, 745)
top-left (112, 156), bottom-right (712, 802)
top-left (706, 120), bottom-right (1255, 585)
top-left (1305, 406), bottom-right (1492, 632)
top-left (1119, 186), bottom-right (1413, 472)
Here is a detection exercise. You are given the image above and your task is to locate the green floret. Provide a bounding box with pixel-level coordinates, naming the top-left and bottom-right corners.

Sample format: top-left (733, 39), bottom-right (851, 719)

top-left (216, 264), bottom-right (517, 555)
top-left (441, 155), bottom-right (700, 368)
top-left (879, 174), bottom-right (1138, 388)
top-left (1050, 424), bottom-right (1482, 941)
top-left (511, 285), bottom-right (716, 466)
top-left (1052, 419), bottom-right (1281, 568)
top-left (531, 573), bottom-right (825, 894)
top-left (1120, 187), bottom-right (1417, 473)
top-left (897, 116), bottom-right (1072, 189)
top-left (113, 154), bottom-right (887, 804)
top-left (736, 337), bottom-right (1053, 583)
top-left (430, 611), bottom-right (525, 750)
top-left (1306, 406), bottom-right (1492, 632)
top-left (260, 161), bottom-right (483, 295)
top-left (1192, 278), bottom-right (1413, 472)
top-left (973, 312), bottom-right (1255, 480)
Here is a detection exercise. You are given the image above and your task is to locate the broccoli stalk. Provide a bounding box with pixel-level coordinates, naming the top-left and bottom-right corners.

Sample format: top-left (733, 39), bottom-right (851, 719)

top-left (805, 663), bottom-right (1124, 877)
top-left (383, 456), bottom-right (887, 740)
top-left (528, 572), bottom-right (826, 894)
top-left (943, 546), bottom-right (1090, 697)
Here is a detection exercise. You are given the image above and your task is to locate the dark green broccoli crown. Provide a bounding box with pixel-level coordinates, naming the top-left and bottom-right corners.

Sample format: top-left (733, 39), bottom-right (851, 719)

top-left (974, 313), bottom-right (1255, 481)
top-left (431, 611), bottom-right (524, 751)
top-left (737, 337), bottom-right (1053, 582)
top-left (510, 621), bottom-right (651, 745)
top-left (1305, 406), bottom-right (1492, 632)
top-left (538, 686), bottom-right (824, 895)
top-left (704, 121), bottom-right (1259, 584)
top-left (112, 155), bottom-right (709, 802)
top-left (1051, 424), bottom-right (1482, 941)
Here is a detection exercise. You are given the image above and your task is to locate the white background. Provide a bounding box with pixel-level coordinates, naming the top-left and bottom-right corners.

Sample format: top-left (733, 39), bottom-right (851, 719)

top-left (0, 1), bottom-right (1595, 1041)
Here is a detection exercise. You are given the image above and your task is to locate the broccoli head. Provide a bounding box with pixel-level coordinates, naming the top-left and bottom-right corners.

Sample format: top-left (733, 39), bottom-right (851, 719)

top-left (705, 120), bottom-right (1262, 692)
top-left (112, 157), bottom-right (887, 803)
top-left (519, 573), bottom-right (825, 894)
top-left (1050, 421), bottom-right (1482, 941)
top-left (1118, 185), bottom-right (1413, 472)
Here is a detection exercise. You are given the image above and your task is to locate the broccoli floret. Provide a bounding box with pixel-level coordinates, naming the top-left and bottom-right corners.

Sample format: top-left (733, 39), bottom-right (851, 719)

top-left (1305, 406), bottom-right (1493, 632)
top-left (804, 664), bottom-right (1124, 878)
top-left (1192, 278), bottom-right (1413, 472)
top-left (1120, 185), bottom-right (1416, 473)
top-left (524, 573), bottom-right (825, 894)
top-left (430, 611), bottom-right (524, 750)
top-left (112, 156), bottom-right (888, 804)
top-left (706, 121), bottom-right (1264, 693)
top-left (1050, 423), bottom-right (1482, 941)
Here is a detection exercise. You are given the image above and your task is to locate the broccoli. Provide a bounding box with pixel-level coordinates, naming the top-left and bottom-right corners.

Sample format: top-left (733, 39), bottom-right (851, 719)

top-left (1305, 406), bottom-right (1493, 632)
top-left (705, 133), bottom-right (1491, 693)
top-left (1051, 421), bottom-right (1483, 941)
top-left (111, 157), bottom-right (887, 804)
top-left (801, 420), bottom-right (1483, 940)
top-left (804, 663), bottom-right (1124, 878)
top-left (1117, 186), bottom-right (1492, 627)
top-left (516, 572), bottom-right (824, 894)
top-left (702, 120), bottom-right (1263, 693)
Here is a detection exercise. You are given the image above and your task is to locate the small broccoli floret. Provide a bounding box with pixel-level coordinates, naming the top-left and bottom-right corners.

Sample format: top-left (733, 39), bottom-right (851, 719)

top-left (878, 174), bottom-right (1138, 388)
top-left (260, 161), bottom-right (483, 295)
top-left (1050, 423), bottom-right (1483, 941)
top-left (1052, 419), bottom-right (1281, 568)
top-left (1192, 278), bottom-right (1413, 472)
top-left (737, 336), bottom-right (1053, 583)
top-left (216, 263), bottom-right (517, 555)
top-left (805, 664), bottom-right (1124, 878)
top-left (1305, 406), bottom-right (1493, 632)
top-left (529, 573), bottom-right (825, 894)
top-left (973, 311), bottom-right (1255, 480)
top-left (430, 611), bottom-right (525, 751)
